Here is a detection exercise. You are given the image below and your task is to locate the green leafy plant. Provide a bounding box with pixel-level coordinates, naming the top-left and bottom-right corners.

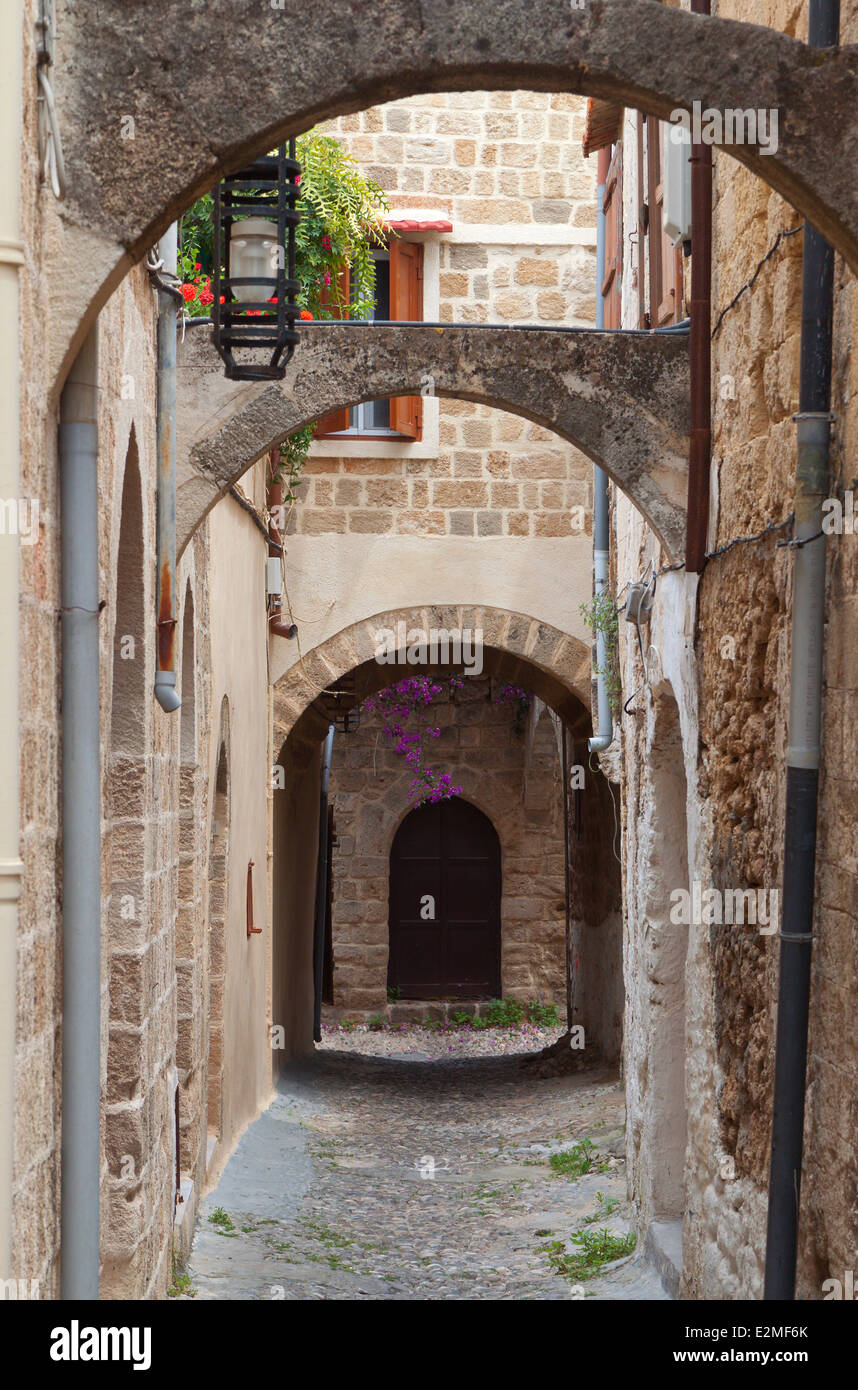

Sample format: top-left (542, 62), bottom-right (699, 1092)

top-left (579, 590), bottom-right (622, 716)
top-left (386, 985), bottom-right (402, 1003)
top-left (549, 1139), bottom-right (604, 1178)
top-left (584, 1191), bottom-right (621, 1224)
top-left (539, 1226), bottom-right (636, 1281)
top-left (367, 1013), bottom-right (386, 1032)
top-left (208, 1206), bottom-right (237, 1236)
top-left (167, 1270), bottom-right (196, 1298)
top-left (178, 130), bottom-right (388, 322)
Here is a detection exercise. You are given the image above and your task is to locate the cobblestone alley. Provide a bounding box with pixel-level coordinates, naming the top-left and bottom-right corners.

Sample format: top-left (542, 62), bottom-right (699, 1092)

top-left (183, 1028), bottom-right (667, 1300)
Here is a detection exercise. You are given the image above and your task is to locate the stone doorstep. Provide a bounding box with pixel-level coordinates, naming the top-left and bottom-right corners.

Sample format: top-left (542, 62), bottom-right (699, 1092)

top-left (323, 999), bottom-right (506, 1026)
top-left (644, 1219), bottom-right (683, 1299)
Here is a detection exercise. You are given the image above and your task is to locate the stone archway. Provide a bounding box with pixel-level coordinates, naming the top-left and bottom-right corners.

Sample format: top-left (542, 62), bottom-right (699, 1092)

top-left (177, 324), bottom-right (690, 558)
top-left (49, 2), bottom-right (858, 389)
top-left (271, 605), bottom-right (594, 1053)
top-left (273, 604), bottom-right (593, 756)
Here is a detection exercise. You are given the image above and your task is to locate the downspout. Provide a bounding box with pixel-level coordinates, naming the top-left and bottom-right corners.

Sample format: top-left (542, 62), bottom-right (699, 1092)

top-left (312, 725), bottom-right (335, 1042)
top-left (589, 144), bottom-right (613, 755)
top-left (764, 0), bottom-right (838, 1303)
top-left (0, 0), bottom-right (24, 1286)
top-left (59, 326), bottom-right (101, 1300)
top-left (267, 462), bottom-right (298, 640)
top-left (154, 223), bottom-right (181, 712)
top-left (685, 0), bottom-right (713, 574)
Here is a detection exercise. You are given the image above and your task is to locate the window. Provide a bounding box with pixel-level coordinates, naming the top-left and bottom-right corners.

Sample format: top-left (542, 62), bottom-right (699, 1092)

top-left (315, 237), bottom-right (424, 441)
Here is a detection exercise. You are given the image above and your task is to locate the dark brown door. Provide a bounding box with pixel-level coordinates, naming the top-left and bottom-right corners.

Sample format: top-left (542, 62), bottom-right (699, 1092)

top-left (388, 798), bottom-right (501, 999)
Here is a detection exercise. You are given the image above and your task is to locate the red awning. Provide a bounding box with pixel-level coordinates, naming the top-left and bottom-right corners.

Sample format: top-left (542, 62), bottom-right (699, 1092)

top-left (386, 218), bottom-right (453, 233)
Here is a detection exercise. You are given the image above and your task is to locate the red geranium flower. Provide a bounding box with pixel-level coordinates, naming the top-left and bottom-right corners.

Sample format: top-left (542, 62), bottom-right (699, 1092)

top-left (199, 289), bottom-right (213, 306)
top-left (180, 283), bottom-right (196, 302)
top-left (299, 310), bottom-right (313, 321)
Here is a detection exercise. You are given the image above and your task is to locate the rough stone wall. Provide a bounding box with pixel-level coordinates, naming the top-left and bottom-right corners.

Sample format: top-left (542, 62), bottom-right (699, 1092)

top-left (328, 677), bottom-right (567, 1011)
top-left (611, 0), bottom-right (858, 1299)
top-left (14, 0), bottom-right (64, 1296)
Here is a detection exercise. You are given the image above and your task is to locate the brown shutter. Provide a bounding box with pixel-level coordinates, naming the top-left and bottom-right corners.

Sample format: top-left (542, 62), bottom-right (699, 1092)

top-left (389, 240), bottom-right (423, 440)
top-left (315, 265), bottom-right (351, 435)
top-left (601, 145), bottom-right (622, 331)
top-left (646, 119), bottom-right (683, 327)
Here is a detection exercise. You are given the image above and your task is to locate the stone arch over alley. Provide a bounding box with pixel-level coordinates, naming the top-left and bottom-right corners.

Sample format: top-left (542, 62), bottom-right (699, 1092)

top-left (270, 605), bottom-right (623, 1067)
top-left (177, 323), bottom-right (690, 559)
top-left (48, 0), bottom-right (858, 390)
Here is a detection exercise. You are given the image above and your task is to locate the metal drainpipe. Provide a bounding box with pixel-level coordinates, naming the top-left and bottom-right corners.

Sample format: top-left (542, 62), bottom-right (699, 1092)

top-left (312, 725), bottom-right (335, 1042)
top-left (588, 144), bottom-right (613, 755)
top-left (0, 0), bottom-right (24, 1287)
top-left (154, 223), bottom-right (181, 713)
top-left (685, 0), bottom-right (713, 574)
top-left (59, 325), bottom-right (101, 1300)
top-left (764, 0), bottom-right (839, 1303)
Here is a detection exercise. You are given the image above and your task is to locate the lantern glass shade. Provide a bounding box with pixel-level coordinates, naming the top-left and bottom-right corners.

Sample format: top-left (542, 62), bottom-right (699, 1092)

top-left (211, 142), bottom-right (302, 381)
top-left (230, 217), bottom-right (279, 303)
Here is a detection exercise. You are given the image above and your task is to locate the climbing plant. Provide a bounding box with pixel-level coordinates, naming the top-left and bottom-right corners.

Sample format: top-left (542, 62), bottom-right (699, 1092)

top-left (494, 682), bottom-right (532, 734)
top-left (364, 675), bottom-right (465, 808)
top-left (178, 130), bottom-right (390, 498)
top-left (177, 131), bottom-right (388, 321)
top-left (579, 590), bottom-right (621, 716)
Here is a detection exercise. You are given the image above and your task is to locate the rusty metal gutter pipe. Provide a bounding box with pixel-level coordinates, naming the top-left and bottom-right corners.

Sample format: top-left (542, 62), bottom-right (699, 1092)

top-left (764, 0), bottom-right (839, 1303)
top-left (154, 222), bottom-right (181, 712)
top-left (267, 464), bottom-right (298, 640)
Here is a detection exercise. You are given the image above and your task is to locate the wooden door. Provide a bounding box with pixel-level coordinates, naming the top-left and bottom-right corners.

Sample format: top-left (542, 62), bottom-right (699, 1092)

top-left (388, 798), bottom-right (501, 999)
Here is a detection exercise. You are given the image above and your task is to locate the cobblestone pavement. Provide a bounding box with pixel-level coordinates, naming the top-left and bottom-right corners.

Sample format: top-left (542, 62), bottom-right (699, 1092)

top-left (184, 1029), bottom-right (669, 1300)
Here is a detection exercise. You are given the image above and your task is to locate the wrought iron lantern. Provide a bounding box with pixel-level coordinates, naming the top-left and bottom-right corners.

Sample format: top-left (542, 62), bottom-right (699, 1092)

top-left (212, 140), bottom-right (302, 381)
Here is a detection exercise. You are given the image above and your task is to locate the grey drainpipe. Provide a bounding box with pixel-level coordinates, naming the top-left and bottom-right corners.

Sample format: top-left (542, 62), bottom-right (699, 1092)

top-left (764, 0), bottom-right (838, 1303)
top-left (589, 145), bottom-right (613, 755)
top-left (155, 223), bottom-right (182, 713)
top-left (59, 325), bottom-right (101, 1300)
top-left (312, 725), bottom-right (335, 1042)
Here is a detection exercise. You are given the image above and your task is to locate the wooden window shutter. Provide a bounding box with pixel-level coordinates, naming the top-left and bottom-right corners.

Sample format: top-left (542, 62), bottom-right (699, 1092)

top-left (315, 265), bottom-right (351, 435)
top-left (601, 146), bottom-right (622, 331)
top-left (647, 120), bottom-right (683, 327)
top-left (389, 240), bottom-right (423, 440)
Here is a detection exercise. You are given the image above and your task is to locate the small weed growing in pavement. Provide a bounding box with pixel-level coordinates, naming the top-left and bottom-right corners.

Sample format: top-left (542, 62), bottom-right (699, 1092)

top-left (549, 1139), bottom-right (601, 1178)
top-left (167, 1270), bottom-right (196, 1298)
top-left (208, 1206), bottom-right (237, 1236)
top-left (386, 985), bottom-right (402, 1002)
top-left (540, 1227), bottom-right (636, 1281)
top-left (584, 1191), bottom-right (620, 1224)
top-left (367, 1013), bottom-right (386, 1032)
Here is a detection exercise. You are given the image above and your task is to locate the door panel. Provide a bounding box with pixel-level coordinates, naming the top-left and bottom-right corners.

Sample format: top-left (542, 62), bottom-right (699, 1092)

top-left (388, 799), bottom-right (502, 999)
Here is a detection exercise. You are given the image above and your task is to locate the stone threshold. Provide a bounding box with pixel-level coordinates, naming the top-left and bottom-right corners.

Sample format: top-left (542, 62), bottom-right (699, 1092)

top-left (323, 999), bottom-right (507, 1026)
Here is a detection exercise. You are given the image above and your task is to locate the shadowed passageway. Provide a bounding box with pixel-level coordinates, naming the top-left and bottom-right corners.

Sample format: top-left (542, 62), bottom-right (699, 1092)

top-left (185, 1031), bottom-right (667, 1300)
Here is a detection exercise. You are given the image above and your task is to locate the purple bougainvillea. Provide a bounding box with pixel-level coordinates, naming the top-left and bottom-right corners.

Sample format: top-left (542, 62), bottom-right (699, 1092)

top-left (364, 675), bottom-right (464, 807)
top-left (494, 682), bottom-right (532, 733)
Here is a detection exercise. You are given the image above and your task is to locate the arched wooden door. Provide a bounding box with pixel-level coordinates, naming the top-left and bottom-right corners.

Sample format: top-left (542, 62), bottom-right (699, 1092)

top-left (388, 799), bottom-right (501, 1000)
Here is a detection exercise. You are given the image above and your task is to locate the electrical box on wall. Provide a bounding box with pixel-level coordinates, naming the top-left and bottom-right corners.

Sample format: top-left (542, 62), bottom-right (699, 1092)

top-left (663, 124), bottom-right (692, 247)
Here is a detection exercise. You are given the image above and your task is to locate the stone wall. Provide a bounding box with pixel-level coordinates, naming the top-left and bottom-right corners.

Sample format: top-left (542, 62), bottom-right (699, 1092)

top-left (294, 91), bottom-right (596, 546)
top-left (327, 677), bottom-right (567, 1011)
top-left (610, 0), bottom-right (858, 1299)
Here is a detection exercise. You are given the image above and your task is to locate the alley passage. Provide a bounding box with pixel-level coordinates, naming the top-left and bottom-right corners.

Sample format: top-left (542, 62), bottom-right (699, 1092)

top-left (183, 1031), bottom-right (667, 1300)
